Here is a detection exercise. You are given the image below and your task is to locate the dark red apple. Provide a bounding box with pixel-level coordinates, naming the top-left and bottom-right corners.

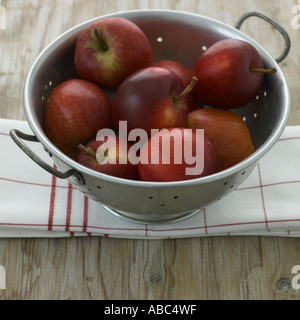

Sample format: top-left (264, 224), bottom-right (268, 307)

top-left (187, 108), bottom-right (255, 171)
top-left (192, 39), bottom-right (276, 109)
top-left (138, 127), bottom-right (217, 182)
top-left (112, 67), bottom-right (198, 138)
top-left (153, 60), bottom-right (192, 88)
top-left (76, 136), bottom-right (139, 180)
top-left (153, 59), bottom-right (203, 111)
top-left (74, 17), bottom-right (153, 88)
top-left (44, 79), bottom-right (112, 158)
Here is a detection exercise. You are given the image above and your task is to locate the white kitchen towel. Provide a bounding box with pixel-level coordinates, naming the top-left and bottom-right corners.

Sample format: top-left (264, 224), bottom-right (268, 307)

top-left (1, 118), bottom-right (300, 239)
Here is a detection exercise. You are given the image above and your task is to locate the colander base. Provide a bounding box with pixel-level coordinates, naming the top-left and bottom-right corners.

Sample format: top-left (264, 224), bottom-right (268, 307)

top-left (102, 205), bottom-right (203, 225)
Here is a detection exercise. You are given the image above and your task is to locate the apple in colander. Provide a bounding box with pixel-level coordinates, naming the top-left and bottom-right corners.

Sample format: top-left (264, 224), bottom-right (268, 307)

top-left (74, 17), bottom-right (153, 89)
top-left (75, 136), bottom-right (139, 180)
top-left (112, 66), bottom-right (198, 139)
top-left (187, 108), bottom-right (255, 172)
top-left (44, 78), bottom-right (112, 158)
top-left (138, 127), bottom-right (217, 182)
top-left (153, 59), bottom-right (204, 111)
top-left (192, 38), bottom-right (276, 109)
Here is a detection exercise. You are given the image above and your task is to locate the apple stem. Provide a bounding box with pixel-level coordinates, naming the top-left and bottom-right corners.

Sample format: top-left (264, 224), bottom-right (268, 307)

top-left (173, 76), bottom-right (198, 103)
top-left (250, 67), bottom-right (277, 74)
top-left (78, 144), bottom-right (97, 160)
top-left (94, 28), bottom-right (109, 52)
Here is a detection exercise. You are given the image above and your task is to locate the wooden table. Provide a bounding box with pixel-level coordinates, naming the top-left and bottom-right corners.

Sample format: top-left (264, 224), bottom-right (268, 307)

top-left (0, 0), bottom-right (300, 300)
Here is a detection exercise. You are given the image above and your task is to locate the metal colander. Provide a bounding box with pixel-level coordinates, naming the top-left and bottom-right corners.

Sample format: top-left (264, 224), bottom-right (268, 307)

top-left (10, 10), bottom-right (291, 223)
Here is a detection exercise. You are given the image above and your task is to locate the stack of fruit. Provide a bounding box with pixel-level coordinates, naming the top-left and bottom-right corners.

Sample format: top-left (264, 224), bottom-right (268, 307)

top-left (44, 17), bottom-right (277, 182)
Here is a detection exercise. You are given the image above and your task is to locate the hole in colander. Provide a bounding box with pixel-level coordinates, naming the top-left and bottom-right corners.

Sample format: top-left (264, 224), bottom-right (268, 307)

top-left (224, 182), bottom-right (228, 186)
top-left (157, 37), bottom-right (163, 43)
top-left (242, 171), bottom-right (246, 175)
top-left (148, 196), bottom-right (154, 199)
top-left (202, 45), bottom-right (207, 51)
top-left (42, 96), bottom-right (45, 101)
top-left (160, 204), bottom-right (165, 207)
top-left (230, 185), bottom-right (235, 189)
top-left (243, 117), bottom-right (247, 122)
top-left (264, 91), bottom-right (267, 97)
top-left (173, 196), bottom-right (179, 199)
top-left (49, 80), bottom-right (52, 86)
top-left (97, 186), bottom-right (102, 189)
top-left (254, 113), bottom-right (258, 119)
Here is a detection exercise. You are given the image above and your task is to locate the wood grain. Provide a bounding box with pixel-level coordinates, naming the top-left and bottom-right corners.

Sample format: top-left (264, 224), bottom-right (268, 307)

top-left (0, 0), bottom-right (300, 300)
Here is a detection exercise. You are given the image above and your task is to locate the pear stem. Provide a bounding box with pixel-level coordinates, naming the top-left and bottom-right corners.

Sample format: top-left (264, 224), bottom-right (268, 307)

top-left (250, 67), bottom-right (277, 74)
top-left (173, 76), bottom-right (198, 103)
top-left (93, 28), bottom-right (109, 52)
top-left (78, 144), bottom-right (97, 161)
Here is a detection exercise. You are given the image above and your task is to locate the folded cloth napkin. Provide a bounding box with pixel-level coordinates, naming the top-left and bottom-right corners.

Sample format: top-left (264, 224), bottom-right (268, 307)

top-left (1, 118), bottom-right (300, 239)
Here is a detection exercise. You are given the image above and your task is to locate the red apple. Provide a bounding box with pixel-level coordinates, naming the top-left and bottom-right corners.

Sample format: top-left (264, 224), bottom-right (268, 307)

top-left (187, 108), bottom-right (255, 172)
top-left (192, 39), bottom-right (276, 109)
top-left (138, 128), bottom-right (217, 182)
top-left (44, 79), bottom-right (112, 158)
top-left (112, 67), bottom-right (198, 138)
top-left (153, 59), bottom-right (204, 111)
top-left (153, 60), bottom-right (192, 88)
top-left (74, 17), bottom-right (153, 88)
top-left (75, 136), bottom-right (139, 180)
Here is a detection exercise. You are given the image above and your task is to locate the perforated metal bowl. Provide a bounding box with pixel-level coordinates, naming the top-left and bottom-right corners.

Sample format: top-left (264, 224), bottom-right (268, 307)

top-left (11, 10), bottom-right (291, 223)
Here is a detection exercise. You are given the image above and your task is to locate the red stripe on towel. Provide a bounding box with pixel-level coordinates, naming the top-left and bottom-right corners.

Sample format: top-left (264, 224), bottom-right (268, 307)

top-left (48, 166), bottom-right (57, 231)
top-left (83, 196), bottom-right (89, 232)
top-left (65, 183), bottom-right (73, 231)
top-left (257, 163), bottom-right (269, 232)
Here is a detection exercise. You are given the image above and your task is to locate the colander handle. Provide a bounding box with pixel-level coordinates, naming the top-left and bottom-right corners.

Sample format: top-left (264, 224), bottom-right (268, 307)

top-left (10, 129), bottom-right (85, 185)
top-left (235, 11), bottom-right (291, 63)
